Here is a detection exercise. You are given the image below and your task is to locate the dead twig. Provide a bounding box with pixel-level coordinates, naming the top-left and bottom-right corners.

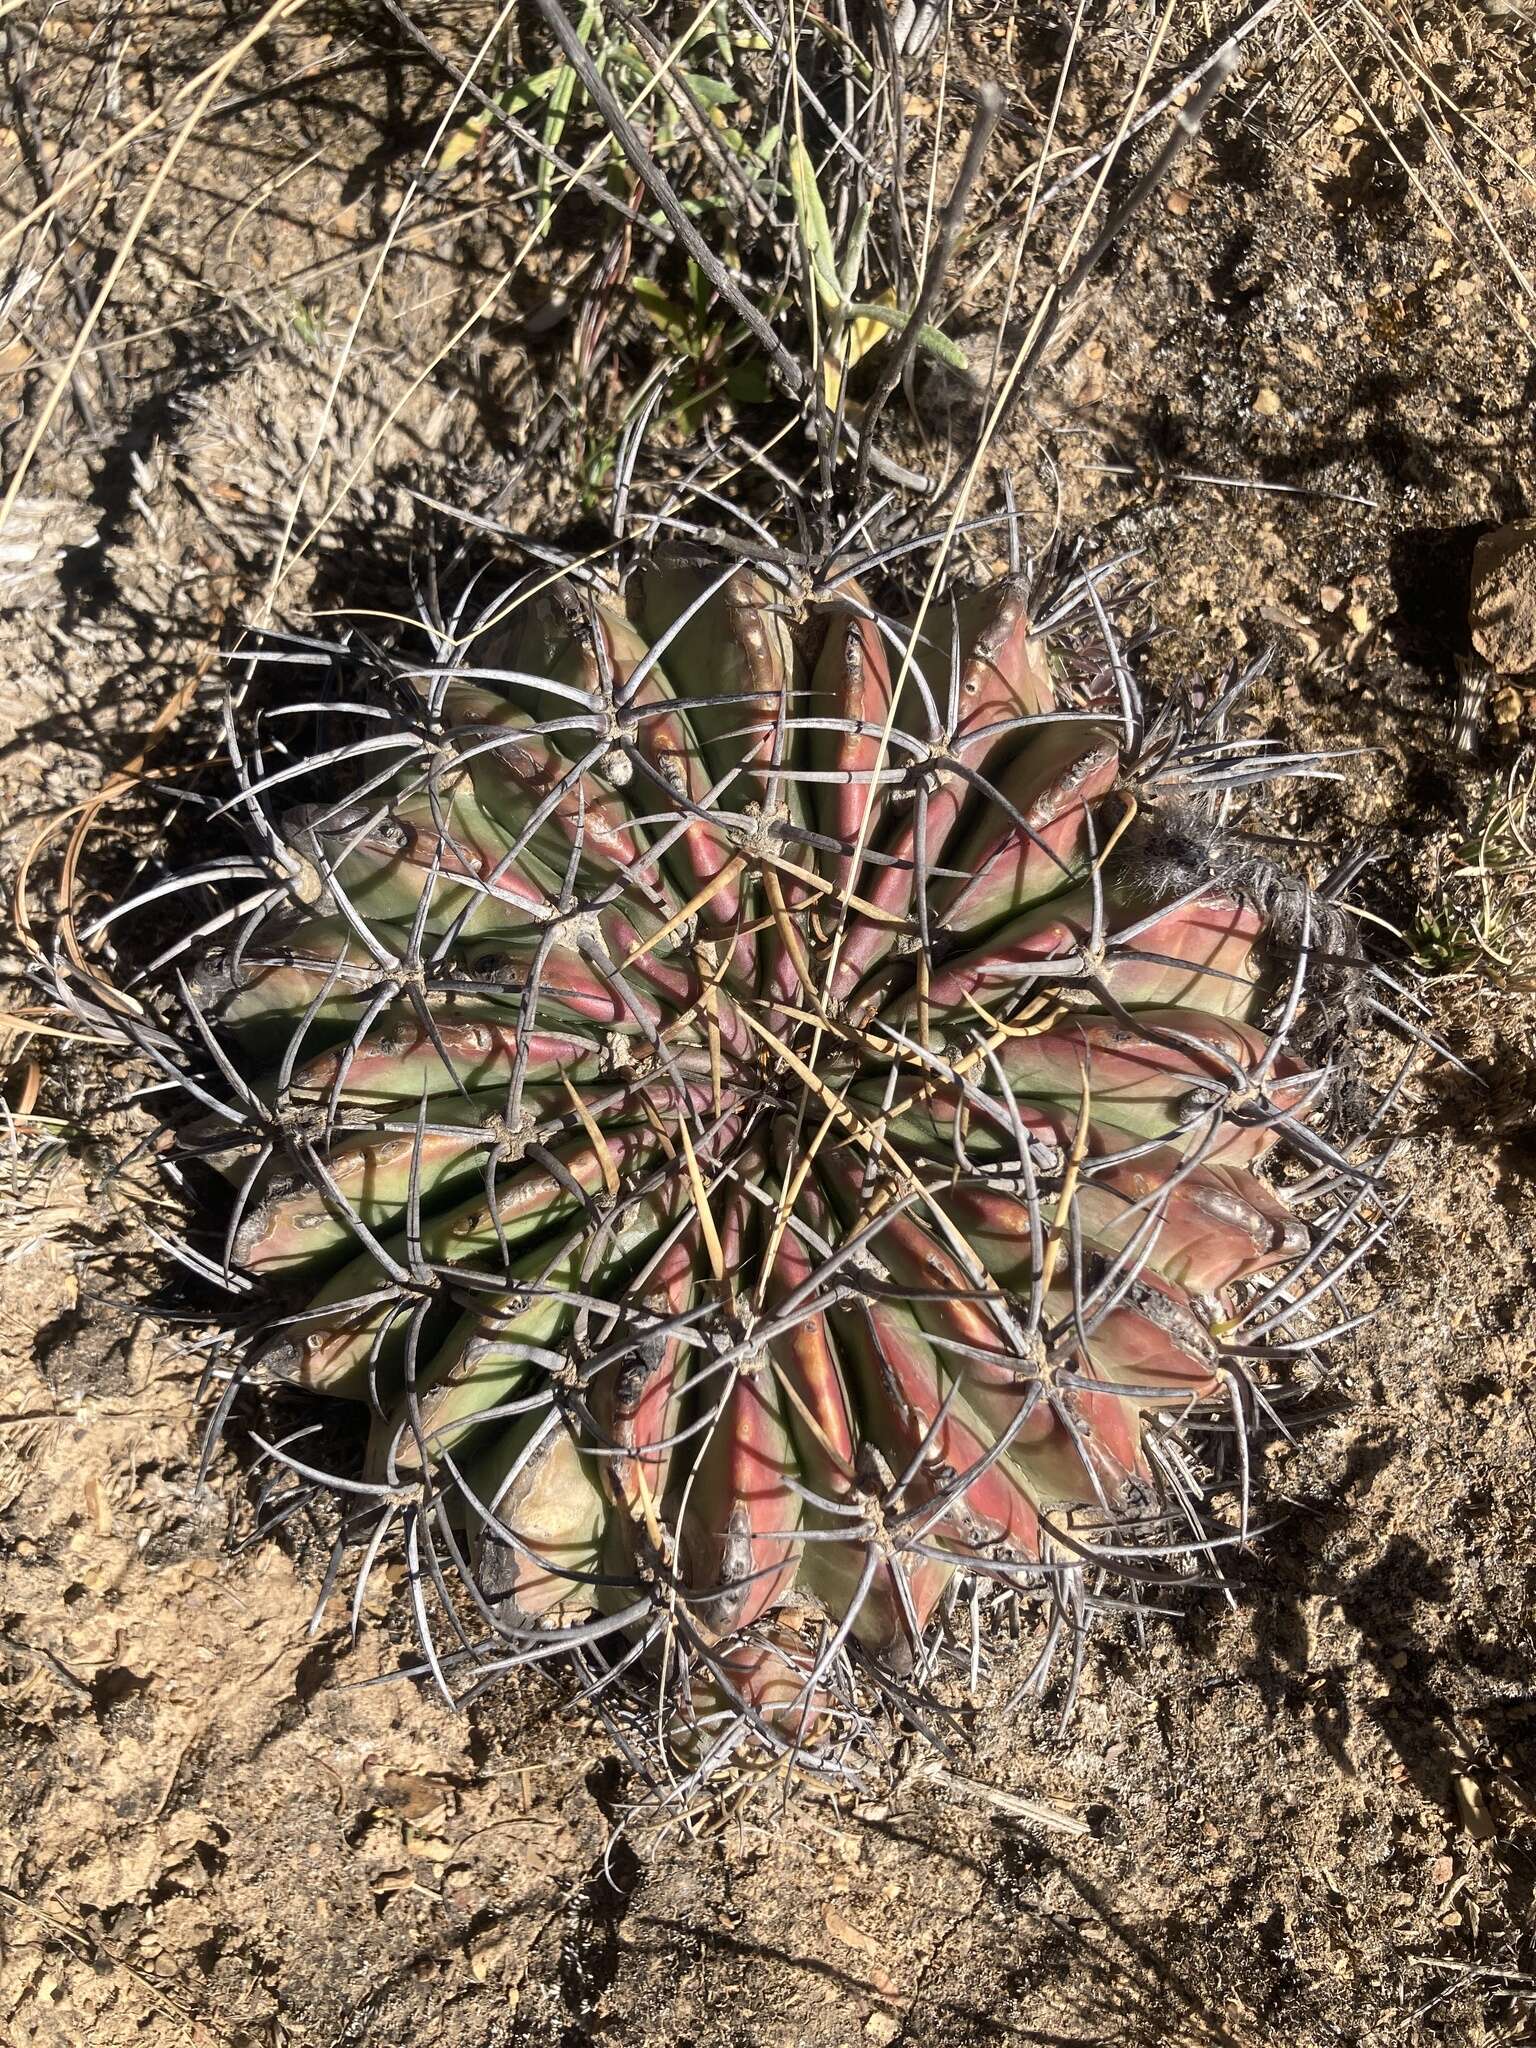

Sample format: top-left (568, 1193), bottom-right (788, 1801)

top-left (853, 83), bottom-right (1004, 502)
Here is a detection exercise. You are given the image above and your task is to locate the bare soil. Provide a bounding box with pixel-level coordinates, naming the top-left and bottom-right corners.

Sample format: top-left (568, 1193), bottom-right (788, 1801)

top-left (2, 7), bottom-right (1534, 2046)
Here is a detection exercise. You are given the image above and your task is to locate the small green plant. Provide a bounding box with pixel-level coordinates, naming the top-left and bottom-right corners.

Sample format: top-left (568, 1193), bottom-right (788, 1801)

top-left (284, 297), bottom-right (329, 352)
top-left (1408, 904), bottom-right (1483, 978)
top-left (431, 4), bottom-right (979, 496)
top-left (631, 258), bottom-right (774, 430)
top-left (787, 135), bottom-right (967, 411)
top-left (1411, 751), bottom-right (1536, 989)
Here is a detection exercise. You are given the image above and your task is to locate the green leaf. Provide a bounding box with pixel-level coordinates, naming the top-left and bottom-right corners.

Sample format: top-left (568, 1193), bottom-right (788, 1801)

top-left (844, 301), bottom-right (906, 332)
top-left (725, 360), bottom-right (773, 404)
top-left (838, 200), bottom-right (874, 303)
top-left (788, 137), bottom-right (842, 316)
top-left (632, 278), bottom-right (695, 350)
top-left (532, 3), bottom-right (603, 229)
top-left (844, 303), bottom-right (970, 371)
top-left (915, 322), bottom-right (969, 371)
top-left (515, 64), bottom-right (577, 106)
top-left (438, 56), bottom-right (556, 177)
top-left (682, 72), bottom-right (738, 112)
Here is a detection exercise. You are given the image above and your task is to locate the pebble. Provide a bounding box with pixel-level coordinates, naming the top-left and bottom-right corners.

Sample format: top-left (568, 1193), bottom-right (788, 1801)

top-left (1491, 686), bottom-right (1523, 727)
top-left (1470, 518), bottom-right (1536, 674)
top-left (1452, 1772), bottom-right (1495, 1841)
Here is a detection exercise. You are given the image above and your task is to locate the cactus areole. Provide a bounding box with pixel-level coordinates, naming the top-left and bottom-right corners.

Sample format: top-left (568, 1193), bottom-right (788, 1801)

top-left (63, 535), bottom-right (1364, 1787)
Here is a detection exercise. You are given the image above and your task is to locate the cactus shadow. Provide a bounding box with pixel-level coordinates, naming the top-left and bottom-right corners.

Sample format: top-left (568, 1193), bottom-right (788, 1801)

top-left (626, 1849), bottom-right (1250, 2047)
top-left (1221, 1423), bottom-right (1464, 1810)
top-left (991, 1841), bottom-right (1253, 2048)
top-left (619, 1904), bottom-right (1251, 2048)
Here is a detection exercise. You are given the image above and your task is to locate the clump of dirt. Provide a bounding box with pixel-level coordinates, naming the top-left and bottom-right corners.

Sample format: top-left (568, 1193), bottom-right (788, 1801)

top-left (3, 6), bottom-right (1534, 2046)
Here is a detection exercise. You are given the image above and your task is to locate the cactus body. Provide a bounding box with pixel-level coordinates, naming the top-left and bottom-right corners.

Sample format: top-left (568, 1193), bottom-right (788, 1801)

top-left (64, 540), bottom-right (1361, 1784)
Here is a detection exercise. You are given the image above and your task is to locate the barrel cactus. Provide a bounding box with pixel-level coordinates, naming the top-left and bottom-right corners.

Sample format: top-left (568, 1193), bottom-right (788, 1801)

top-left (57, 528), bottom-right (1364, 1788)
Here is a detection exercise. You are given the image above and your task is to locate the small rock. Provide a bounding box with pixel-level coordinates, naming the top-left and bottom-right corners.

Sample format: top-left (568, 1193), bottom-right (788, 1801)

top-left (1470, 518), bottom-right (1536, 675)
top-left (1164, 187), bottom-right (1191, 217)
top-left (469, 1926), bottom-right (518, 1983)
top-left (1491, 686), bottom-right (1522, 727)
top-left (865, 2015), bottom-right (900, 2046)
top-left (1452, 1772), bottom-right (1495, 1841)
top-left (1253, 386), bottom-right (1282, 417)
top-left (1319, 585), bottom-right (1345, 612)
